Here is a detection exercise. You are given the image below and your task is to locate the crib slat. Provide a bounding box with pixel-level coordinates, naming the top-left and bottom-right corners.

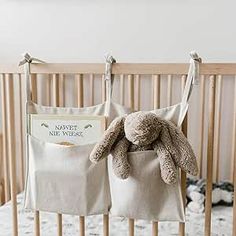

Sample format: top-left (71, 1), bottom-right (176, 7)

top-left (152, 74), bottom-right (161, 236)
top-left (152, 222), bottom-right (158, 236)
top-left (167, 75), bottom-right (172, 106)
top-left (52, 74), bottom-right (63, 236)
top-left (46, 75), bottom-right (52, 106)
top-left (0, 74), bottom-right (10, 202)
top-left (233, 142), bottom-right (236, 235)
top-left (198, 75), bottom-right (205, 178)
top-left (232, 76), bottom-right (236, 235)
top-left (128, 74), bottom-right (135, 236)
top-left (135, 75), bottom-right (141, 110)
top-left (153, 75), bottom-right (161, 109)
top-left (31, 74), bottom-right (37, 102)
top-left (205, 75), bottom-right (216, 236)
top-left (6, 73), bottom-right (18, 236)
top-left (231, 76), bottom-right (236, 183)
top-left (18, 75), bottom-right (25, 190)
top-left (120, 74), bottom-right (125, 105)
top-left (76, 74), bottom-right (84, 107)
top-left (128, 75), bottom-right (135, 110)
top-left (179, 75), bottom-right (187, 236)
top-left (75, 73), bottom-right (86, 236)
top-left (102, 74), bottom-right (106, 103)
top-left (79, 216), bottom-right (85, 236)
top-left (30, 74), bottom-right (40, 236)
top-left (34, 211), bottom-right (40, 236)
top-left (103, 214), bottom-right (109, 236)
top-left (90, 74), bottom-right (94, 106)
top-left (59, 74), bottom-right (65, 107)
top-left (129, 218), bottom-right (134, 236)
top-left (57, 214), bottom-right (62, 236)
top-left (52, 74), bottom-right (60, 107)
top-left (31, 74), bottom-right (41, 236)
top-left (213, 75), bottom-right (222, 182)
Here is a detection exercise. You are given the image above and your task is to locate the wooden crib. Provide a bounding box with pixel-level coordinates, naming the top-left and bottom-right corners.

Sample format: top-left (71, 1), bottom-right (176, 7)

top-left (0, 62), bottom-right (236, 236)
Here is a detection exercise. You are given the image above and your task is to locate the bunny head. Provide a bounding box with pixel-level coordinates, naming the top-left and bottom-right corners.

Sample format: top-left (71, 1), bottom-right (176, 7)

top-left (124, 111), bottom-right (162, 146)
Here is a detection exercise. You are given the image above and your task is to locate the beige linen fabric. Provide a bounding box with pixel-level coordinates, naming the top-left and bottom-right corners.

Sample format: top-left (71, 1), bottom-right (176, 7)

top-left (108, 151), bottom-right (185, 221)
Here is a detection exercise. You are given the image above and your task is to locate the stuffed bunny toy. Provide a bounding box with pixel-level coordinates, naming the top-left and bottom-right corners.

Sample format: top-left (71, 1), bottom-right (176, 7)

top-left (89, 111), bottom-right (198, 184)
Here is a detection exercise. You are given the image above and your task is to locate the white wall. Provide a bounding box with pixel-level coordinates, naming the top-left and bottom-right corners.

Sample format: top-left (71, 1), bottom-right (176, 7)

top-left (0, 0), bottom-right (236, 63)
top-left (0, 0), bottom-right (235, 182)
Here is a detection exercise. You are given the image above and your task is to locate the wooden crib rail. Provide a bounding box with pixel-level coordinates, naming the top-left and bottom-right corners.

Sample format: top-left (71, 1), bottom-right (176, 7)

top-left (1, 63), bottom-right (236, 74)
top-left (0, 62), bottom-right (236, 236)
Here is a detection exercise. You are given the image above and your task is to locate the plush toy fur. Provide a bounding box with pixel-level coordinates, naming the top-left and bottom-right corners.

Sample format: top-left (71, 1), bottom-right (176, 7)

top-left (90, 111), bottom-right (198, 184)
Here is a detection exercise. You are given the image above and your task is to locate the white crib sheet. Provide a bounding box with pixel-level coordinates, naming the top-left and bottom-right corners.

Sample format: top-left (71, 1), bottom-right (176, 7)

top-left (0, 192), bottom-right (233, 236)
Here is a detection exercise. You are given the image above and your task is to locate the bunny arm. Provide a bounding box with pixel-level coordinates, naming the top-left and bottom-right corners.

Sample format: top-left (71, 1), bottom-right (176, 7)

top-left (152, 140), bottom-right (178, 184)
top-left (89, 116), bottom-right (125, 163)
top-left (159, 121), bottom-right (198, 176)
top-left (111, 136), bottom-right (131, 179)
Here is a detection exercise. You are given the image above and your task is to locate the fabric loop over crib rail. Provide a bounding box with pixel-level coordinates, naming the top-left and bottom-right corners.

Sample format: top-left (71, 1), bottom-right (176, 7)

top-left (181, 51), bottom-right (201, 104)
top-left (19, 53), bottom-right (45, 103)
top-left (104, 54), bottom-right (116, 102)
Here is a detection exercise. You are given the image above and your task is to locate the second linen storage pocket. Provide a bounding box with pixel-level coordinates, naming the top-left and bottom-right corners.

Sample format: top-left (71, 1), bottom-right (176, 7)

top-left (108, 151), bottom-right (185, 222)
top-left (25, 135), bottom-right (110, 215)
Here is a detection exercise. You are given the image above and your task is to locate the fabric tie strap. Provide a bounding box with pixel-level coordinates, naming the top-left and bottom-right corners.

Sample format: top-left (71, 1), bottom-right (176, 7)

top-left (19, 53), bottom-right (45, 102)
top-left (181, 51), bottom-right (201, 104)
top-left (104, 54), bottom-right (116, 102)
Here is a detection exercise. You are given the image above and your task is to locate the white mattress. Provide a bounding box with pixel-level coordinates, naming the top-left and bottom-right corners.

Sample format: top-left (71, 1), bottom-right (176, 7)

top-left (0, 192), bottom-right (233, 236)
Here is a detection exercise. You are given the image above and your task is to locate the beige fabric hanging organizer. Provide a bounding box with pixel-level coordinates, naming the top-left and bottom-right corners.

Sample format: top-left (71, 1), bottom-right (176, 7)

top-left (23, 52), bottom-right (200, 221)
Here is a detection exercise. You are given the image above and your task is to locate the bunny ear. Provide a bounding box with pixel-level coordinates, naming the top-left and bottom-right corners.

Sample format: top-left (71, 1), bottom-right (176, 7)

top-left (89, 116), bottom-right (126, 163)
top-left (160, 121), bottom-right (198, 176)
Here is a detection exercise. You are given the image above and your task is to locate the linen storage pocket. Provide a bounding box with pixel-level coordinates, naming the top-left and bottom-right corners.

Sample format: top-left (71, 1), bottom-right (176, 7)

top-left (108, 150), bottom-right (185, 222)
top-left (25, 135), bottom-right (110, 215)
